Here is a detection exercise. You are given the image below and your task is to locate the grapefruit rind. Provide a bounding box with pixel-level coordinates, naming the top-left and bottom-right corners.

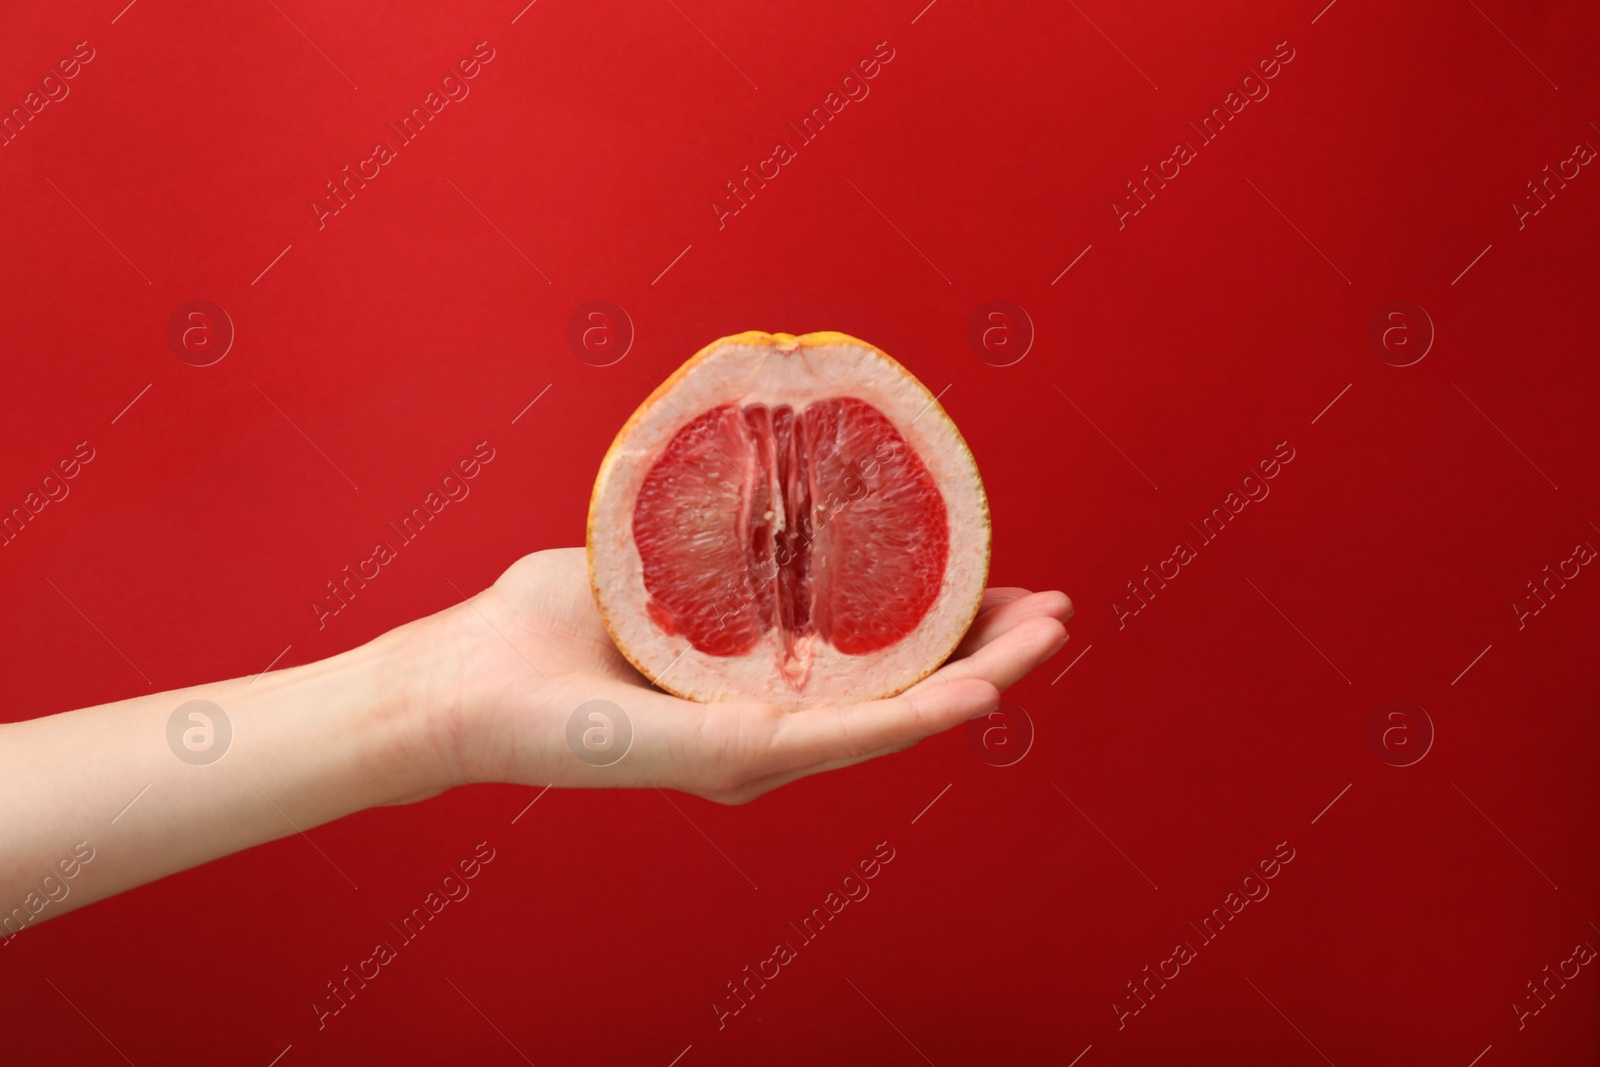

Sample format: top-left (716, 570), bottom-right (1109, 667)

top-left (587, 331), bottom-right (991, 708)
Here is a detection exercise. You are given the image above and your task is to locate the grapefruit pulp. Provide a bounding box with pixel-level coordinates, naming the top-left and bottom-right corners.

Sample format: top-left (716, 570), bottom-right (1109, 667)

top-left (587, 331), bottom-right (989, 708)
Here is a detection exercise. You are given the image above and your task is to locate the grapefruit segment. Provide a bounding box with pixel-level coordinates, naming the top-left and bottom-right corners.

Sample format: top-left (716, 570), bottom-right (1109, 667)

top-left (632, 404), bottom-right (762, 657)
top-left (802, 397), bottom-right (950, 655)
top-left (589, 332), bottom-right (989, 708)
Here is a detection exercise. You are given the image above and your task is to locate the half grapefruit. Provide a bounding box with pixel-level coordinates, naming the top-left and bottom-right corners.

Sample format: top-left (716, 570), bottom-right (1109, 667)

top-left (587, 331), bottom-right (989, 708)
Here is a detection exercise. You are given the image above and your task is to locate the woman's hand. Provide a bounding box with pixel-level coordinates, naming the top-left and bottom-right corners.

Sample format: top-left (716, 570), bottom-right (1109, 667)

top-left (402, 548), bottom-right (1073, 804)
top-left (0, 547), bottom-right (1068, 931)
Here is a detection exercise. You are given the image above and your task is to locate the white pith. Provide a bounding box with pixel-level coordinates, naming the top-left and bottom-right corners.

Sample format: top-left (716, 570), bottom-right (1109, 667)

top-left (589, 335), bottom-right (990, 708)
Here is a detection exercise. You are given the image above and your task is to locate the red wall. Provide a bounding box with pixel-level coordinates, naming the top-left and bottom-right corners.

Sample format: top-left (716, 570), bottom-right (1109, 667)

top-left (2, 0), bottom-right (1596, 1062)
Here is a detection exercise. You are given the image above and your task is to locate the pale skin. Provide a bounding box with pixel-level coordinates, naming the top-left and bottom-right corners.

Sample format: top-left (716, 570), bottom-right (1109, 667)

top-left (0, 548), bottom-right (1071, 933)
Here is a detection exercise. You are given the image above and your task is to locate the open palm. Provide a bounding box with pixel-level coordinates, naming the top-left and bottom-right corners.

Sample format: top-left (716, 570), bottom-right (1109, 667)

top-left (420, 548), bottom-right (1071, 804)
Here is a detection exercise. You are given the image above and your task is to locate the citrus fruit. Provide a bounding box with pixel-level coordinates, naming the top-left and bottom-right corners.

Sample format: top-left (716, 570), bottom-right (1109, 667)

top-left (587, 331), bottom-right (990, 708)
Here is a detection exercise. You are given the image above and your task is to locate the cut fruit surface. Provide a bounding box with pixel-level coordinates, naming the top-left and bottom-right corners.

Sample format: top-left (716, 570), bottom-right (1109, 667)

top-left (588, 331), bottom-right (989, 708)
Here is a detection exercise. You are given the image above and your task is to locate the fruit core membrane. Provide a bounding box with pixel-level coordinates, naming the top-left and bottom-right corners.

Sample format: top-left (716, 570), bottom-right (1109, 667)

top-left (632, 397), bottom-right (949, 681)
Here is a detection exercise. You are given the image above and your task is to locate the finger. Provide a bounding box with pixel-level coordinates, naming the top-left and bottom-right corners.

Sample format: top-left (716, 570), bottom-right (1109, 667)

top-left (727, 677), bottom-right (1010, 800)
top-left (952, 589), bottom-right (1073, 660)
top-left (977, 586), bottom-right (1035, 613)
top-left (768, 676), bottom-right (1000, 772)
top-left (712, 619), bottom-right (1067, 791)
top-left (915, 615), bottom-right (1067, 694)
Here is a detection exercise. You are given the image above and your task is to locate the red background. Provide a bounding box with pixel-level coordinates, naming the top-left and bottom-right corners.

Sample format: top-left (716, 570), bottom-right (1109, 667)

top-left (3, 0), bottom-right (1597, 1063)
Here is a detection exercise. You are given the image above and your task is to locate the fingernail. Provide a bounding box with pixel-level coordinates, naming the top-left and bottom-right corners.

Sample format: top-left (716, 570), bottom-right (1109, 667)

top-left (968, 698), bottom-right (1001, 720)
top-left (1046, 634), bottom-right (1070, 658)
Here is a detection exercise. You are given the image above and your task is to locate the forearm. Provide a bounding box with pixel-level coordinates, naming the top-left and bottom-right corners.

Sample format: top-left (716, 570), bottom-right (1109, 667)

top-left (0, 623), bottom-right (444, 935)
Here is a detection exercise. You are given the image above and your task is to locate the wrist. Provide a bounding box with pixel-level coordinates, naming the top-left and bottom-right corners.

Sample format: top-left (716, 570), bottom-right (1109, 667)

top-left (337, 615), bottom-right (469, 805)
